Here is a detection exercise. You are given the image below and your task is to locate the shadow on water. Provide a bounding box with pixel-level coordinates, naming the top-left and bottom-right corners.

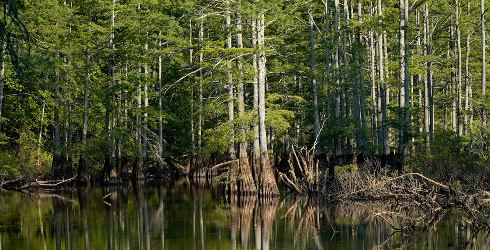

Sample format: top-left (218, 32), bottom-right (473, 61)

top-left (0, 179), bottom-right (489, 249)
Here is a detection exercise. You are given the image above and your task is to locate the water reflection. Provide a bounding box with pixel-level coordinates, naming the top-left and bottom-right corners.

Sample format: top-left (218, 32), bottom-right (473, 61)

top-left (0, 181), bottom-right (489, 249)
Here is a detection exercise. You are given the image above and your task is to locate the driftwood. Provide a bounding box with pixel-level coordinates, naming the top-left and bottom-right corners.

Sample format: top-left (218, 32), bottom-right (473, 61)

top-left (0, 175), bottom-right (77, 192)
top-left (278, 145), bottom-right (490, 240)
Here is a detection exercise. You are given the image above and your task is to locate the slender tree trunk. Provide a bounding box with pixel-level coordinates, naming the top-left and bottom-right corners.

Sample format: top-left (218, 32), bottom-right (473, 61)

top-left (236, 0), bottom-right (256, 194)
top-left (252, 17), bottom-right (260, 184)
top-left (198, 14), bottom-right (204, 172)
top-left (37, 103), bottom-right (45, 168)
top-left (142, 42), bottom-right (149, 159)
top-left (0, 4), bottom-right (6, 131)
top-left (257, 12), bottom-right (278, 196)
top-left (52, 55), bottom-right (62, 179)
top-left (358, 1), bottom-right (367, 153)
top-left (334, 0), bottom-right (342, 157)
top-left (342, 0), bottom-right (350, 153)
top-left (0, 36), bottom-right (4, 130)
top-left (104, 0), bottom-right (116, 183)
top-left (309, 6), bottom-right (321, 155)
top-left (482, 0), bottom-right (487, 134)
top-left (189, 21), bottom-right (195, 167)
top-left (378, 0), bottom-right (389, 156)
top-left (78, 51), bottom-right (90, 184)
top-left (456, 0), bottom-right (463, 136)
top-left (325, 0), bottom-right (331, 116)
top-left (424, 2), bottom-right (434, 145)
top-left (465, 33), bottom-right (471, 136)
top-left (158, 35), bottom-right (164, 160)
top-left (225, 0), bottom-right (237, 194)
top-left (398, 0), bottom-right (410, 158)
top-left (369, 0), bottom-right (377, 150)
top-left (450, 24), bottom-right (457, 132)
top-left (134, 67), bottom-right (144, 181)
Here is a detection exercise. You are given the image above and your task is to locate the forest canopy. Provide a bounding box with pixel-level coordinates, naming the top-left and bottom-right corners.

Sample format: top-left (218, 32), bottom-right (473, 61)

top-left (0, 0), bottom-right (489, 194)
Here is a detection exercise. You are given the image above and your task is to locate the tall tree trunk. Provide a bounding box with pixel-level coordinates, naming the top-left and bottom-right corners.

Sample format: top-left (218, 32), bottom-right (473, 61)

top-left (342, 0), bottom-right (350, 153)
top-left (369, 0), bottom-right (377, 150)
top-left (252, 17), bottom-right (260, 184)
top-left (236, 0), bottom-right (256, 194)
top-left (378, 0), bottom-right (389, 156)
top-left (424, 2), bottom-right (434, 145)
top-left (142, 41), bottom-right (149, 159)
top-left (189, 21), bottom-right (195, 167)
top-left (465, 33), bottom-right (471, 136)
top-left (52, 55), bottom-right (62, 179)
top-left (309, 6), bottom-right (321, 155)
top-left (198, 13), bottom-right (204, 172)
top-left (482, 0), bottom-right (487, 134)
top-left (0, 35), bottom-right (4, 130)
top-left (456, 0), bottom-right (463, 136)
top-left (357, 1), bottom-right (367, 153)
top-left (0, 3), bottom-right (6, 131)
top-left (324, 0), bottom-right (331, 116)
top-left (257, 12), bottom-right (279, 196)
top-left (78, 51), bottom-right (90, 185)
top-left (398, 0), bottom-right (410, 158)
top-left (134, 68), bottom-right (144, 181)
top-left (104, 0), bottom-right (116, 183)
top-left (451, 24), bottom-right (457, 132)
top-left (225, 0), bottom-right (237, 194)
top-left (334, 0), bottom-right (342, 157)
top-left (158, 35), bottom-right (164, 161)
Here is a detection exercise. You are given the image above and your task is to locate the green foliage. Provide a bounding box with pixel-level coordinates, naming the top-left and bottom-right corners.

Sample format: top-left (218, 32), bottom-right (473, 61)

top-left (0, 128), bottom-right (51, 179)
top-left (335, 164), bottom-right (358, 173)
top-left (409, 129), bottom-right (490, 188)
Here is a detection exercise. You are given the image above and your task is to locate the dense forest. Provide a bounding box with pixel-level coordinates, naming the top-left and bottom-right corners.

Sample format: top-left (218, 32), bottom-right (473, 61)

top-left (0, 0), bottom-right (490, 197)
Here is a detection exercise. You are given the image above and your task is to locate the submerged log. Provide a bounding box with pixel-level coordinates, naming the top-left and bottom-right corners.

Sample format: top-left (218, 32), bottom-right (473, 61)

top-left (0, 175), bottom-right (78, 192)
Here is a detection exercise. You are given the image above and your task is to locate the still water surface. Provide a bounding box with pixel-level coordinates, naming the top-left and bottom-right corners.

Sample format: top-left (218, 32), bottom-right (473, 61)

top-left (0, 179), bottom-right (488, 249)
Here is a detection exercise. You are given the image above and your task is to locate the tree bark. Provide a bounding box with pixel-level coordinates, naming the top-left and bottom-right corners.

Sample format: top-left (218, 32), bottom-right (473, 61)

top-left (334, 0), bottom-right (342, 156)
top-left (257, 12), bottom-right (278, 196)
top-left (456, 0), bottom-right (463, 136)
top-left (198, 13), bottom-right (204, 172)
top-left (252, 17), bottom-right (260, 184)
top-left (482, 0), bottom-right (487, 130)
top-left (309, 6), bottom-right (321, 155)
top-left (369, 0), bottom-right (377, 150)
top-left (398, 0), bottom-right (410, 158)
top-left (324, 0), bottom-right (331, 116)
top-left (225, 0), bottom-right (237, 194)
top-left (52, 54), bottom-right (62, 179)
top-left (358, 1), bottom-right (367, 153)
top-left (158, 34), bottom-right (164, 160)
top-left (105, 0), bottom-right (116, 184)
top-left (78, 51), bottom-right (90, 185)
top-left (235, 0), bottom-right (256, 194)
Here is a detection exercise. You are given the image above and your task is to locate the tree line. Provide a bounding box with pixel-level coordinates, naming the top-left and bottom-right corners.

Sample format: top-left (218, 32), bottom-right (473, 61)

top-left (0, 0), bottom-right (489, 194)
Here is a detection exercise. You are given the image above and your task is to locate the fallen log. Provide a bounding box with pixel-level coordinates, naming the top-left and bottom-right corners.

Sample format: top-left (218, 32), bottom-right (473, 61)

top-left (1, 175), bottom-right (78, 192)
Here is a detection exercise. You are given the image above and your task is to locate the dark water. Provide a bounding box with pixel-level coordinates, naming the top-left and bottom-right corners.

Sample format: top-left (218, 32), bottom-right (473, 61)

top-left (0, 179), bottom-right (488, 250)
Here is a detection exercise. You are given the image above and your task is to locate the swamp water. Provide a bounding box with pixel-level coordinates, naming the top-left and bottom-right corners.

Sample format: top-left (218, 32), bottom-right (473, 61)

top-left (0, 179), bottom-right (488, 249)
